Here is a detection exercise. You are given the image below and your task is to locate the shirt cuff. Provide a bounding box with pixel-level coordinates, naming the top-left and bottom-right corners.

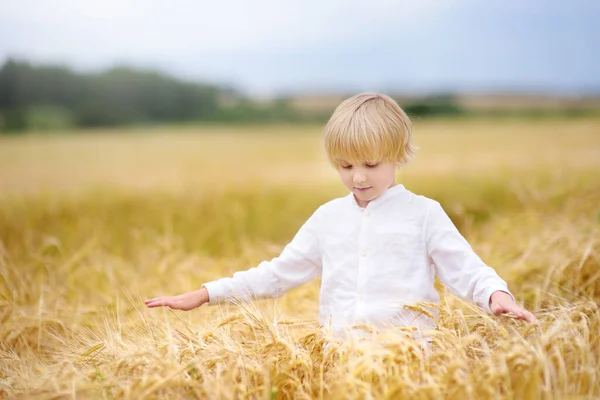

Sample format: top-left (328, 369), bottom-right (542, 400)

top-left (201, 281), bottom-right (225, 306)
top-left (479, 287), bottom-right (515, 314)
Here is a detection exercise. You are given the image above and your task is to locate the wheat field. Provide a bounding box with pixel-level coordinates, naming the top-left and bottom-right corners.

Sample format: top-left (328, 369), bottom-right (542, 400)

top-left (1, 119), bottom-right (599, 399)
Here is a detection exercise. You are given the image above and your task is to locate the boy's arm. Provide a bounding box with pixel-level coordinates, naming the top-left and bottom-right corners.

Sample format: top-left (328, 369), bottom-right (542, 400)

top-left (425, 201), bottom-right (535, 322)
top-left (201, 207), bottom-right (322, 305)
top-left (146, 208), bottom-right (322, 310)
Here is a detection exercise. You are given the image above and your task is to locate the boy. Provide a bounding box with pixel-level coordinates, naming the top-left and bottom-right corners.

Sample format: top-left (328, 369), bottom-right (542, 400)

top-left (145, 93), bottom-right (537, 340)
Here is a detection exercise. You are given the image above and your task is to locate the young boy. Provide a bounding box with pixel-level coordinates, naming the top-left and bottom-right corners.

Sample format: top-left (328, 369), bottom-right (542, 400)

top-left (145, 93), bottom-right (537, 340)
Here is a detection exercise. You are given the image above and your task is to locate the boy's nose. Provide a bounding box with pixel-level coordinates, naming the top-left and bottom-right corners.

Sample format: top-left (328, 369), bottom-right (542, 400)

top-left (353, 172), bottom-right (366, 183)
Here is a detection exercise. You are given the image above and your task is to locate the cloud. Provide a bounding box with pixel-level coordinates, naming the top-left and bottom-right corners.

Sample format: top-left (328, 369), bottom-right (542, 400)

top-left (0, 0), bottom-right (450, 59)
top-left (1, 0), bottom-right (598, 94)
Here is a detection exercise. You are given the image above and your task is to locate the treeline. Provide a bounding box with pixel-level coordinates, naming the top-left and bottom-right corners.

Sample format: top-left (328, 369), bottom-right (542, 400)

top-left (0, 59), bottom-right (219, 131)
top-left (1, 59), bottom-right (597, 133)
top-left (0, 60), bottom-right (333, 132)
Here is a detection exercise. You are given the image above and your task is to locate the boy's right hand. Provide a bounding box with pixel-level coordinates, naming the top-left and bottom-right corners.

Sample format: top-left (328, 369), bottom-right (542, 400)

top-left (144, 287), bottom-right (209, 311)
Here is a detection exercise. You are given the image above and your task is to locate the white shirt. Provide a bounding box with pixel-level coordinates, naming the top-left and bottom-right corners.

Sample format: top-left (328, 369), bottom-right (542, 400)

top-left (202, 184), bottom-right (512, 337)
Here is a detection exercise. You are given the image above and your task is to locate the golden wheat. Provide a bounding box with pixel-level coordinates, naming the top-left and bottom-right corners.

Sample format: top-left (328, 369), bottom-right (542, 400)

top-left (1, 119), bottom-right (599, 399)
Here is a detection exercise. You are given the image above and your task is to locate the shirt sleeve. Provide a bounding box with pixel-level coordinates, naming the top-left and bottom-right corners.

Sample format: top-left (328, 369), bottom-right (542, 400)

top-left (201, 207), bottom-right (322, 305)
top-left (424, 201), bottom-right (514, 314)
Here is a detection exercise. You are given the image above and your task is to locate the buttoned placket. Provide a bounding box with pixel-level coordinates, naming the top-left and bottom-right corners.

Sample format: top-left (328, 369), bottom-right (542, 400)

top-left (349, 186), bottom-right (402, 320)
top-left (356, 206), bottom-right (371, 318)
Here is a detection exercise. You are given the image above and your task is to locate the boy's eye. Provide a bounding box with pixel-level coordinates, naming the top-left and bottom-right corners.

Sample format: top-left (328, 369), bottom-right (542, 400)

top-left (365, 163), bottom-right (379, 168)
top-left (340, 165), bottom-right (352, 169)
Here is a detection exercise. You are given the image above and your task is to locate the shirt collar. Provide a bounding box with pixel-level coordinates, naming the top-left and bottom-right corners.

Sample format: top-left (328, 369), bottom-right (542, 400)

top-left (347, 184), bottom-right (406, 210)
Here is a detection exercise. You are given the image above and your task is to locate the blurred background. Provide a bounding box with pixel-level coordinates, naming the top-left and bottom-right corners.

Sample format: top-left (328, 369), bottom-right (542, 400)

top-left (1, 0), bottom-right (599, 133)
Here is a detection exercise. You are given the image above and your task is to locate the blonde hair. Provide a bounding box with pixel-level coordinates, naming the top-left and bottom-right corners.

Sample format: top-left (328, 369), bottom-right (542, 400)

top-left (324, 93), bottom-right (416, 167)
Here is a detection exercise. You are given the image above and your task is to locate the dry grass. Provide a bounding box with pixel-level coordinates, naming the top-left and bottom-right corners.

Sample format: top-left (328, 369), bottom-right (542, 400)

top-left (1, 119), bottom-right (599, 399)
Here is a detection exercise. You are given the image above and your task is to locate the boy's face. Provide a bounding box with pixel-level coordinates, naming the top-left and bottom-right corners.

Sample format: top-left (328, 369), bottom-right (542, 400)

top-left (337, 161), bottom-right (397, 208)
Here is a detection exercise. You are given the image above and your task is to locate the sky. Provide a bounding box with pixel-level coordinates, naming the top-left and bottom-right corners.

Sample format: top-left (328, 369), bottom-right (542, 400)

top-left (1, 0), bottom-right (599, 96)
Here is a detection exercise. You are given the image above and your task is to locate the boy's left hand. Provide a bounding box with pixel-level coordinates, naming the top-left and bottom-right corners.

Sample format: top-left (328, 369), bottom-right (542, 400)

top-left (490, 290), bottom-right (538, 324)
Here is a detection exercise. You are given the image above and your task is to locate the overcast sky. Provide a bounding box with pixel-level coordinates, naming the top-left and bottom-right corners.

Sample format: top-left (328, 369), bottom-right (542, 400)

top-left (1, 0), bottom-right (599, 95)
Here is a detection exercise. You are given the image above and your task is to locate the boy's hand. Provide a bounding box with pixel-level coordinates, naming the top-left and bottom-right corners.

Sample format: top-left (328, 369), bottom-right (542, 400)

top-left (489, 290), bottom-right (538, 324)
top-left (144, 287), bottom-right (209, 311)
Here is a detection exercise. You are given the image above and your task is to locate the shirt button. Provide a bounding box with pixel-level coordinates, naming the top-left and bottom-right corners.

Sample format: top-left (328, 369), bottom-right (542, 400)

top-left (361, 251), bottom-right (367, 257)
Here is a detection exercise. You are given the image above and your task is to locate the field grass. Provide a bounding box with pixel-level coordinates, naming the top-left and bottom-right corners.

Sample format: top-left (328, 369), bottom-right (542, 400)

top-left (1, 119), bottom-right (599, 399)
